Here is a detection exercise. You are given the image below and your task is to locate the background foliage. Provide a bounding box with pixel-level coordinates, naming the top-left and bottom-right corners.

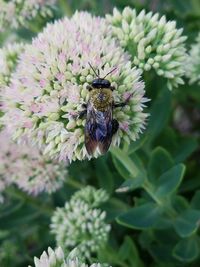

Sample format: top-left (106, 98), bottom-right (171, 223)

top-left (0, 0), bottom-right (200, 266)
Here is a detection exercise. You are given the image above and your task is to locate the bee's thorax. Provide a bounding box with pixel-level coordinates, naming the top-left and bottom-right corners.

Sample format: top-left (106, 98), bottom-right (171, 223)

top-left (89, 88), bottom-right (113, 111)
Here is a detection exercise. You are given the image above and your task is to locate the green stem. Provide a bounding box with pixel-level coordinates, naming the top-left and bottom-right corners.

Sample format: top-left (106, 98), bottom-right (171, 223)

top-left (112, 147), bottom-right (178, 218)
top-left (6, 187), bottom-right (53, 215)
top-left (110, 147), bottom-right (140, 178)
top-left (122, 141), bottom-right (129, 153)
top-left (143, 180), bottom-right (162, 205)
top-left (65, 177), bottom-right (84, 189)
top-left (109, 197), bottom-right (130, 210)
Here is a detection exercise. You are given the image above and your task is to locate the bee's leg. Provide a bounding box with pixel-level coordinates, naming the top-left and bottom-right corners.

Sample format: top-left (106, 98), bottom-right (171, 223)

top-left (73, 109), bottom-right (87, 119)
top-left (114, 102), bottom-right (126, 108)
top-left (77, 109), bottom-right (87, 119)
top-left (114, 93), bottom-right (133, 108)
top-left (86, 85), bottom-right (93, 91)
top-left (112, 119), bottom-right (119, 135)
top-left (72, 105), bottom-right (87, 119)
top-left (82, 103), bottom-right (87, 109)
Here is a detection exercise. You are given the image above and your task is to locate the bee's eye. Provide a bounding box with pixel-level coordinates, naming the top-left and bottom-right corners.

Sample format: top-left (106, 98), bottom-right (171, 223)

top-left (92, 78), bottom-right (111, 88)
top-left (103, 80), bottom-right (111, 88)
top-left (92, 79), bottom-right (100, 88)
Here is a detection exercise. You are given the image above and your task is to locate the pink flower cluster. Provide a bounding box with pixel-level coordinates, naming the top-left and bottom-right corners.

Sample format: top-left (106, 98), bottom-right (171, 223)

top-left (0, 128), bottom-right (67, 196)
top-left (2, 12), bottom-right (148, 162)
top-left (0, 0), bottom-right (56, 31)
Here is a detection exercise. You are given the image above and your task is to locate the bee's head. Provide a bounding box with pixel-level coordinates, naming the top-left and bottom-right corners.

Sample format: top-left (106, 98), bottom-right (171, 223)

top-left (88, 62), bottom-right (117, 90)
top-left (92, 78), bottom-right (111, 89)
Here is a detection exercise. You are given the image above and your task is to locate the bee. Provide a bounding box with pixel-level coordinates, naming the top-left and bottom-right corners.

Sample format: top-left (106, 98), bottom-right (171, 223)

top-left (78, 63), bottom-right (132, 155)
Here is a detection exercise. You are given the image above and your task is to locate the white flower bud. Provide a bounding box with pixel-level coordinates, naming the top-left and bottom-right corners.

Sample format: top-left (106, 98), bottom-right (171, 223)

top-left (185, 33), bottom-right (200, 85)
top-left (30, 246), bottom-right (110, 267)
top-left (108, 7), bottom-right (187, 89)
top-left (51, 186), bottom-right (110, 261)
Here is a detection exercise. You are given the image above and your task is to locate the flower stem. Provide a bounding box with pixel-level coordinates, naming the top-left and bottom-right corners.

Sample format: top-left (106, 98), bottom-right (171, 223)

top-left (6, 187), bottom-right (53, 215)
top-left (65, 177), bottom-right (84, 189)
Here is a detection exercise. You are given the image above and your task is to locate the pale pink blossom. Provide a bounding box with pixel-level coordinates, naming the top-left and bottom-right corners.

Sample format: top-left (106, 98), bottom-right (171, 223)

top-left (0, 0), bottom-right (56, 31)
top-left (0, 128), bottom-right (68, 195)
top-left (2, 12), bottom-right (148, 162)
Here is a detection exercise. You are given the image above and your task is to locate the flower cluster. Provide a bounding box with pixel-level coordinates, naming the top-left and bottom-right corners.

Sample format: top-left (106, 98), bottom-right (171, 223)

top-left (0, 43), bottom-right (25, 89)
top-left (185, 33), bottom-right (200, 85)
top-left (106, 7), bottom-right (187, 89)
top-left (71, 185), bottom-right (109, 207)
top-left (0, 43), bottom-right (25, 198)
top-left (0, 133), bottom-right (12, 200)
top-left (2, 11), bottom-right (148, 162)
top-left (0, 0), bottom-right (56, 31)
top-left (0, 42), bottom-right (68, 196)
top-left (0, 128), bottom-right (67, 195)
top-left (29, 246), bottom-right (109, 267)
top-left (51, 186), bottom-right (110, 260)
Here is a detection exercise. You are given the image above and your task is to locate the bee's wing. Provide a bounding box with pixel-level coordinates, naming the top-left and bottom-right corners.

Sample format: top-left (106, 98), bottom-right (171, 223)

top-left (85, 106), bottom-right (99, 155)
top-left (85, 103), bottom-right (113, 155)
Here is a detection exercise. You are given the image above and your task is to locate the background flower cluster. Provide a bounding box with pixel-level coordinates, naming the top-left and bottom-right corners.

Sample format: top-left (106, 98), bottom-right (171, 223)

top-left (0, 1), bottom-right (200, 267)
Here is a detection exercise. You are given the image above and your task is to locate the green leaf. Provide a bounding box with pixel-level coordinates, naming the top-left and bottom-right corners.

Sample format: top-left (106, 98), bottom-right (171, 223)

top-left (172, 196), bottom-right (189, 213)
top-left (119, 236), bottom-right (144, 267)
top-left (104, 198), bottom-right (130, 221)
top-left (173, 137), bottom-right (198, 163)
top-left (180, 175), bottom-right (200, 193)
top-left (146, 88), bottom-right (171, 143)
top-left (117, 202), bottom-right (163, 229)
top-left (112, 156), bottom-right (131, 180)
top-left (148, 147), bottom-right (174, 183)
top-left (149, 244), bottom-right (175, 263)
top-left (130, 153), bottom-right (145, 172)
top-left (155, 164), bottom-right (185, 198)
top-left (116, 175), bottom-right (145, 193)
top-left (173, 209), bottom-right (200, 238)
top-left (191, 190), bottom-right (200, 209)
top-left (118, 236), bottom-right (138, 261)
top-left (173, 237), bottom-right (199, 262)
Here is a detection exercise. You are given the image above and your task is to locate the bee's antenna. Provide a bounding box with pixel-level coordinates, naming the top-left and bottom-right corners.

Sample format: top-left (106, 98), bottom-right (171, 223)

top-left (103, 67), bottom-right (117, 79)
top-left (88, 62), bottom-right (99, 78)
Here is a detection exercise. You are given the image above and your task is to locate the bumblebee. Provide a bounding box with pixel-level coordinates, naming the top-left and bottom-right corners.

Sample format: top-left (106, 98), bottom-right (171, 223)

top-left (78, 63), bottom-right (132, 155)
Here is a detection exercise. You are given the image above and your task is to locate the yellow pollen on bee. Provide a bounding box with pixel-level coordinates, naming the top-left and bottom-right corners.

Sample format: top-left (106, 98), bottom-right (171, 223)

top-left (89, 88), bottom-right (113, 111)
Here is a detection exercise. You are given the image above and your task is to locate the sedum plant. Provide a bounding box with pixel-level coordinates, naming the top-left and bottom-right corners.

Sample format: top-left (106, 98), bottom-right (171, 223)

top-left (0, 2), bottom-right (199, 267)
top-left (185, 33), bottom-right (200, 84)
top-left (71, 185), bottom-right (109, 207)
top-left (29, 246), bottom-right (109, 267)
top-left (51, 186), bottom-right (110, 260)
top-left (2, 11), bottom-right (148, 162)
top-left (0, 42), bottom-right (68, 196)
top-left (0, 0), bottom-right (56, 32)
top-left (0, 128), bottom-right (67, 195)
top-left (0, 42), bottom-right (25, 88)
top-left (106, 7), bottom-right (187, 89)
